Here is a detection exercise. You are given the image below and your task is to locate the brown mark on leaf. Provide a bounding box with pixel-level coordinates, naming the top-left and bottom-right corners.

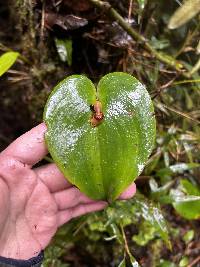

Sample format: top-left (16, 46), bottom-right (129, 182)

top-left (128, 111), bottom-right (134, 116)
top-left (90, 100), bottom-right (104, 127)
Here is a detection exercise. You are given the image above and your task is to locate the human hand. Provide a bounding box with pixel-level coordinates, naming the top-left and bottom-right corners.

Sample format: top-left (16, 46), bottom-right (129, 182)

top-left (0, 123), bottom-right (136, 260)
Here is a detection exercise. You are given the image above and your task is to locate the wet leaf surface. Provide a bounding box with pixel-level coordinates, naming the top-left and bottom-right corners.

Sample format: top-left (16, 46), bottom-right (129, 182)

top-left (172, 179), bottom-right (200, 219)
top-left (55, 38), bottom-right (72, 65)
top-left (2, 1), bottom-right (200, 265)
top-left (44, 72), bottom-right (156, 201)
top-left (135, 193), bottom-right (171, 248)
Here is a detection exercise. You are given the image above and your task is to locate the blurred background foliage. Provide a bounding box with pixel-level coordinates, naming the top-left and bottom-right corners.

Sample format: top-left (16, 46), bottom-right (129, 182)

top-left (0, 0), bottom-right (200, 266)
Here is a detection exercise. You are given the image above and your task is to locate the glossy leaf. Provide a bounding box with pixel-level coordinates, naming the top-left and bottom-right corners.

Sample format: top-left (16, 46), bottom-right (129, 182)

top-left (0, 51), bottom-right (19, 77)
top-left (135, 193), bottom-right (171, 248)
top-left (157, 163), bottom-right (200, 178)
top-left (181, 179), bottom-right (200, 195)
top-left (55, 38), bottom-right (72, 66)
top-left (45, 13), bottom-right (88, 31)
top-left (44, 72), bottom-right (156, 201)
top-left (179, 256), bottom-right (189, 267)
top-left (183, 230), bottom-right (194, 244)
top-left (168, 0), bottom-right (200, 29)
top-left (158, 260), bottom-right (176, 267)
top-left (137, 0), bottom-right (146, 10)
top-left (172, 179), bottom-right (200, 219)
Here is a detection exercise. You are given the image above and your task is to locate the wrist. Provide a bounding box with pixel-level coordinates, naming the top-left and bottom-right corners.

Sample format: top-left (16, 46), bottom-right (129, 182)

top-left (0, 231), bottom-right (41, 260)
top-left (0, 239), bottom-right (41, 260)
top-left (0, 219), bottom-right (42, 260)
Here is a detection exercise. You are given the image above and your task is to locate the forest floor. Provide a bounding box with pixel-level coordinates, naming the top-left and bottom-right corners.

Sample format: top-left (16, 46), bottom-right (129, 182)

top-left (0, 0), bottom-right (200, 266)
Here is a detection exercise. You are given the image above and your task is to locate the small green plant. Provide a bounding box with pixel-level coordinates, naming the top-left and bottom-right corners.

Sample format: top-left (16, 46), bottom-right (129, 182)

top-left (55, 38), bottom-right (73, 66)
top-left (0, 51), bottom-right (19, 77)
top-left (43, 72), bottom-right (156, 202)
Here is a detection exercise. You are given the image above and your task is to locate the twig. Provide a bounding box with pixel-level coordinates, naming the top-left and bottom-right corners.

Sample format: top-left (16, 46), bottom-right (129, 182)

top-left (120, 224), bottom-right (132, 259)
top-left (88, 0), bottom-right (188, 76)
top-left (40, 1), bottom-right (45, 41)
top-left (128, 0), bottom-right (133, 22)
top-left (120, 224), bottom-right (141, 265)
top-left (159, 76), bottom-right (178, 89)
top-left (162, 104), bottom-right (200, 124)
top-left (188, 255), bottom-right (200, 267)
top-left (173, 79), bottom-right (200, 85)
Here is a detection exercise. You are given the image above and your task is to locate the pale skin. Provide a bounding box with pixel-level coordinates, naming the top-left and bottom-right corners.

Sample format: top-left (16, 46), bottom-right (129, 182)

top-left (0, 123), bottom-right (136, 260)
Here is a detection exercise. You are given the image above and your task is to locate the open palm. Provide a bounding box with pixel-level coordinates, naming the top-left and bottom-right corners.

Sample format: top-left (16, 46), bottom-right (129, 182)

top-left (0, 123), bottom-right (136, 260)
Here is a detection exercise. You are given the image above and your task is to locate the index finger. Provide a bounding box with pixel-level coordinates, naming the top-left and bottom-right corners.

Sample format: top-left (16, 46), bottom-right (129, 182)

top-left (2, 123), bottom-right (48, 167)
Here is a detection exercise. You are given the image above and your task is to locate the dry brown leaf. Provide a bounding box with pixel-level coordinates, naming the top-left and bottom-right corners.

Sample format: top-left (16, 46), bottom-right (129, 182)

top-left (45, 12), bottom-right (88, 31)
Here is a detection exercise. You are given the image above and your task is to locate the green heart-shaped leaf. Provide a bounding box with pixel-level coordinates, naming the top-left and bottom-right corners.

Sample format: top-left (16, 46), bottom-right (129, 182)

top-left (44, 72), bottom-right (156, 202)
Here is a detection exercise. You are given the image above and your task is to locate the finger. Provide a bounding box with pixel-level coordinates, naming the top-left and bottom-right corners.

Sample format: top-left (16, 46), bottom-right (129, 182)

top-left (35, 163), bottom-right (71, 193)
top-left (0, 155), bottom-right (37, 189)
top-left (119, 182), bottom-right (136, 200)
top-left (2, 123), bottom-right (48, 167)
top-left (54, 187), bottom-right (96, 210)
top-left (58, 202), bottom-right (107, 227)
